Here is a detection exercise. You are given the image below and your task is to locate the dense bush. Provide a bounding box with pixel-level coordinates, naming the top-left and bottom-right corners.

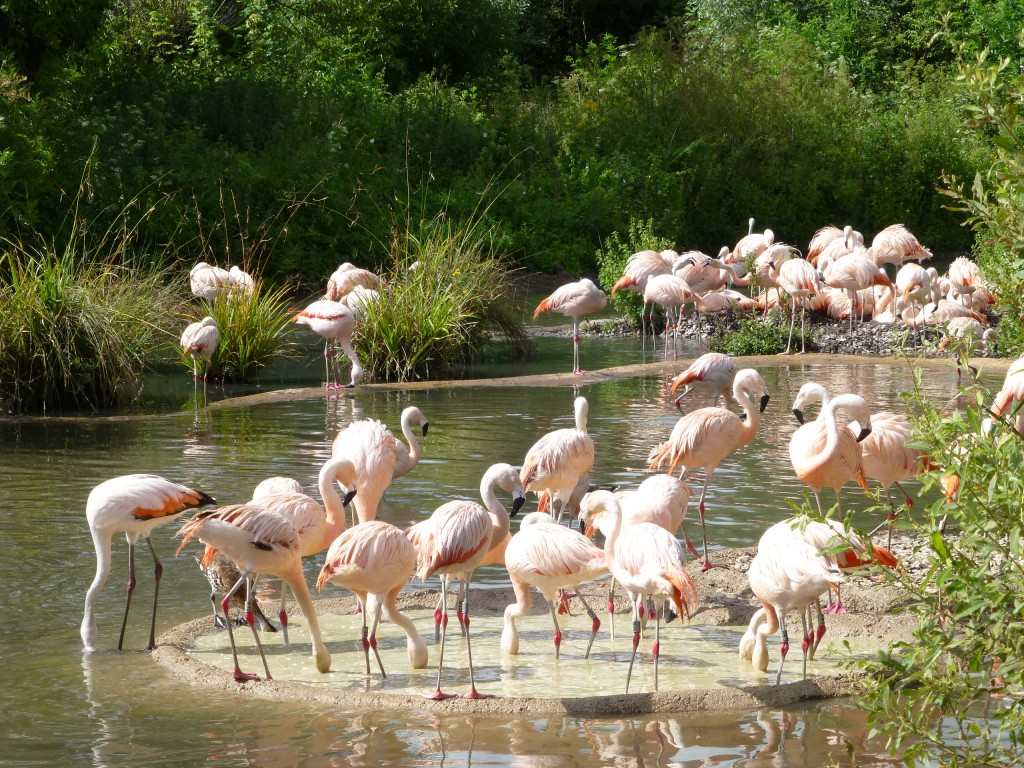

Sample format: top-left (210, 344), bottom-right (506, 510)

top-left (596, 217), bottom-right (675, 325)
top-left (708, 309), bottom-right (802, 356)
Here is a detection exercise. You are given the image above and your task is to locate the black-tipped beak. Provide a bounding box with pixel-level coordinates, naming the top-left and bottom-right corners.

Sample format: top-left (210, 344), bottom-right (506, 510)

top-left (578, 514), bottom-right (586, 532)
top-left (511, 493), bottom-right (526, 517)
top-left (674, 396), bottom-right (683, 412)
top-left (857, 426), bottom-right (872, 442)
top-left (421, 422), bottom-right (430, 437)
top-left (793, 408), bottom-right (805, 425)
top-left (342, 488), bottom-right (357, 505)
top-left (759, 394), bottom-right (771, 413)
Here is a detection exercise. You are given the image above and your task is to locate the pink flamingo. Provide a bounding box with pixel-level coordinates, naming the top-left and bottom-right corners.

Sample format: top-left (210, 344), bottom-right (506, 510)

top-left (293, 299), bottom-right (363, 389)
top-left (611, 250), bottom-right (673, 345)
top-left (177, 504), bottom-right (332, 681)
top-left (331, 405), bottom-right (429, 524)
top-left (870, 223), bottom-right (932, 271)
top-left (81, 474), bottom-right (215, 652)
top-left (189, 261), bottom-right (232, 299)
top-left (579, 490), bottom-right (698, 692)
top-left (227, 265), bottom-right (256, 296)
top-left (642, 273), bottom-right (697, 349)
top-left (406, 462), bottom-right (525, 700)
top-left (789, 389), bottom-right (872, 517)
top-left (533, 278), bottom-right (608, 374)
top-left (520, 396), bottom-right (595, 523)
top-left (991, 354), bottom-right (1024, 436)
top-left (823, 252), bottom-right (893, 330)
top-left (731, 218), bottom-right (775, 264)
top-left (648, 368), bottom-right (770, 570)
top-left (317, 520), bottom-right (428, 677)
top-left (807, 225), bottom-right (864, 266)
top-left (938, 317), bottom-right (997, 380)
top-left (501, 513), bottom-right (607, 659)
top-left (180, 316), bottom-right (220, 400)
top-left (325, 262), bottom-right (383, 301)
top-left (769, 257), bottom-right (823, 354)
top-left (743, 537), bottom-right (840, 684)
top-left (668, 352), bottom-right (737, 408)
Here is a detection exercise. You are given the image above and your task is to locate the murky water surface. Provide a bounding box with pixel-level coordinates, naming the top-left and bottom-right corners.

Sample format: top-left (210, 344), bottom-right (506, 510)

top-left (2, 341), bottom-right (996, 766)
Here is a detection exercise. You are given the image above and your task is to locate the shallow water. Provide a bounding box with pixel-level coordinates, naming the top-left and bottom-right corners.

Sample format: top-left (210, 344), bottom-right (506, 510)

top-left (1, 348), bottom-right (997, 766)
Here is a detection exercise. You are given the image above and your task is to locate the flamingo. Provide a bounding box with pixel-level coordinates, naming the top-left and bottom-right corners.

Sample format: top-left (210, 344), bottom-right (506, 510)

top-left (642, 273), bottom-right (697, 349)
top-left (668, 353), bottom-right (737, 409)
top-left (789, 390), bottom-right (873, 517)
top-left (579, 490), bottom-right (698, 692)
top-left (611, 250), bottom-right (672, 345)
top-left (901, 299), bottom-right (987, 329)
top-left (648, 368), bottom-right (771, 570)
top-left (894, 263), bottom-right (935, 340)
top-left (406, 462), bottom-right (525, 700)
top-left (501, 513), bottom-right (607, 659)
top-left (189, 261), bottom-right (231, 299)
top-left (195, 551), bottom-right (277, 632)
top-left (731, 219), bottom-right (775, 265)
top-left (180, 316), bottom-right (220, 400)
top-left (81, 474), bottom-right (215, 652)
top-left (331, 405), bottom-right (430, 524)
top-left (317, 520), bottom-right (428, 677)
top-left (177, 504), bottom-right (332, 681)
top-left (520, 395), bottom-right (595, 523)
top-left (743, 537), bottom-right (840, 684)
top-left (870, 224), bottom-right (932, 271)
top-left (807, 225), bottom-right (864, 266)
top-left (991, 354), bottom-right (1024, 436)
top-left (293, 299), bottom-right (362, 389)
top-left (938, 317), bottom-right (997, 380)
top-left (823, 252), bottom-right (893, 330)
top-left (252, 476), bottom-right (303, 499)
top-left (770, 257), bottom-right (823, 354)
top-left (533, 278), bottom-right (608, 375)
top-left (227, 265), bottom-right (256, 296)
top-left (325, 262), bottom-right (383, 301)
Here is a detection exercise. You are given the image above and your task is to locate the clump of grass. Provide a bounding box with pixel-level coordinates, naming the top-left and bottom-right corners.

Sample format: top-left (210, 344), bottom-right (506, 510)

top-left (708, 308), bottom-right (807, 355)
top-left (354, 211), bottom-right (529, 382)
top-left (187, 279), bottom-right (297, 382)
top-left (0, 243), bottom-right (186, 413)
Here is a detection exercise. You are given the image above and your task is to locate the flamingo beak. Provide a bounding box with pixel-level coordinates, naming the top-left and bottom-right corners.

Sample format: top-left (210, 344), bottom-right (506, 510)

top-left (583, 522), bottom-right (595, 539)
top-left (759, 394), bottom-right (771, 413)
top-left (511, 492), bottom-right (526, 517)
top-left (793, 408), bottom-right (805, 425)
top-left (421, 422), bottom-right (430, 437)
top-left (674, 395), bottom-right (684, 412)
top-left (342, 488), bottom-right (357, 506)
top-left (857, 426), bottom-right (872, 442)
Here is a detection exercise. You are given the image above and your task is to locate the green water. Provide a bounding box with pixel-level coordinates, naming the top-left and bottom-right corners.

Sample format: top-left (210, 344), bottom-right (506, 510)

top-left (2, 354), bottom-right (991, 766)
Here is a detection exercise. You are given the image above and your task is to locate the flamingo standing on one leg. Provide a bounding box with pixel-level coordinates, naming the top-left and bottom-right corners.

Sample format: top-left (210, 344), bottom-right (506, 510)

top-left (293, 299), bottom-right (362, 389)
top-left (520, 396), bottom-right (595, 523)
top-left (177, 504), bottom-right (332, 681)
top-left (81, 474), bottom-right (216, 652)
top-left (647, 368), bottom-right (771, 570)
top-left (180, 316), bottom-right (220, 401)
top-left (331, 405), bottom-right (430, 524)
top-left (668, 352), bottom-right (737, 409)
top-left (502, 513), bottom-right (607, 659)
top-left (533, 278), bottom-right (608, 375)
top-left (789, 390), bottom-right (873, 517)
top-left (317, 520), bottom-right (428, 677)
top-left (406, 462), bottom-right (524, 700)
top-left (579, 490), bottom-right (698, 692)
top-left (743, 537), bottom-right (840, 685)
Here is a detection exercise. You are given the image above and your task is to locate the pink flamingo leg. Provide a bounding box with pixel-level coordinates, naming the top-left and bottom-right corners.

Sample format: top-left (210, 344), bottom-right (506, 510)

top-left (460, 583), bottom-right (492, 699)
top-left (426, 577), bottom-right (456, 700)
top-left (220, 571), bottom-right (260, 682)
top-left (116, 540), bottom-right (138, 652)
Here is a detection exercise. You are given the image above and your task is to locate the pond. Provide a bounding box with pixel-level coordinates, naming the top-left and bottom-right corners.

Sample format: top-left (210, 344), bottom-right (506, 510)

top-left (1, 337), bottom-right (996, 767)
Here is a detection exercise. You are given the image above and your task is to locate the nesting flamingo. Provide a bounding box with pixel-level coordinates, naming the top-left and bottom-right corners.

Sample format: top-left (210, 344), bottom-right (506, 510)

top-left (293, 299), bottom-right (362, 389)
top-left (501, 513), bottom-right (607, 659)
top-left (406, 462), bottom-right (525, 700)
top-left (520, 396), bottom-right (595, 523)
top-left (177, 504), bottom-right (332, 681)
top-left (317, 520), bottom-right (427, 677)
top-left (668, 352), bottom-right (737, 409)
top-left (648, 368), bottom-right (770, 570)
top-left (331, 405), bottom-right (430, 524)
top-left (180, 316), bottom-right (220, 400)
top-left (533, 278), bottom-right (608, 375)
top-left (579, 490), bottom-right (698, 692)
top-left (81, 474), bottom-right (216, 652)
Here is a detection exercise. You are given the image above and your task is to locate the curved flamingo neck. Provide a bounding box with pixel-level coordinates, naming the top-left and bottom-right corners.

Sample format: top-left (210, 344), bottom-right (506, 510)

top-left (480, 468), bottom-right (511, 548)
top-left (401, 411), bottom-right (422, 469)
top-left (384, 593), bottom-right (427, 666)
top-left (281, 564), bottom-right (331, 673)
top-left (734, 380), bottom-right (761, 441)
top-left (81, 527), bottom-right (113, 651)
top-left (574, 397), bottom-right (589, 432)
top-left (318, 457), bottom-right (354, 549)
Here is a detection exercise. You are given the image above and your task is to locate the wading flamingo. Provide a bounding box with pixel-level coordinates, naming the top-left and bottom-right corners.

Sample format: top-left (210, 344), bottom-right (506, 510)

top-left (195, 551), bottom-right (277, 632)
top-left (180, 316), bottom-right (220, 400)
top-left (520, 396), bottom-right (594, 523)
top-left (668, 352), bottom-right (737, 409)
top-left (317, 520), bottom-right (427, 677)
top-left (406, 462), bottom-right (525, 699)
top-left (789, 390), bottom-right (873, 517)
top-left (579, 490), bottom-right (698, 692)
top-left (82, 474), bottom-right (215, 652)
top-left (501, 513), bottom-right (607, 659)
top-left (647, 368), bottom-right (770, 570)
top-left (533, 278), bottom-right (608, 374)
top-left (293, 299), bottom-right (362, 389)
top-left (177, 504), bottom-right (332, 681)
top-left (331, 405), bottom-right (430, 524)
top-left (611, 250), bottom-right (673, 345)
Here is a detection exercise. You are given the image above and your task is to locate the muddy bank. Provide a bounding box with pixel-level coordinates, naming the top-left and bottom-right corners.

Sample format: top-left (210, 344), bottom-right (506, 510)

top-left (153, 539), bottom-right (917, 716)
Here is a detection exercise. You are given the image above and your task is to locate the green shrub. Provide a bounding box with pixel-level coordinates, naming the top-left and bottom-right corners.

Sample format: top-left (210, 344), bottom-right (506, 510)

top-left (708, 308), bottom-right (803, 355)
top-left (353, 206), bottom-right (529, 382)
top-left (596, 217), bottom-right (675, 325)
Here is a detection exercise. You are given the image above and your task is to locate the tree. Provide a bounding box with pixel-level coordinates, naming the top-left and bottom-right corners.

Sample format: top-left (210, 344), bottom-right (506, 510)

top-left (0, 0), bottom-right (109, 83)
